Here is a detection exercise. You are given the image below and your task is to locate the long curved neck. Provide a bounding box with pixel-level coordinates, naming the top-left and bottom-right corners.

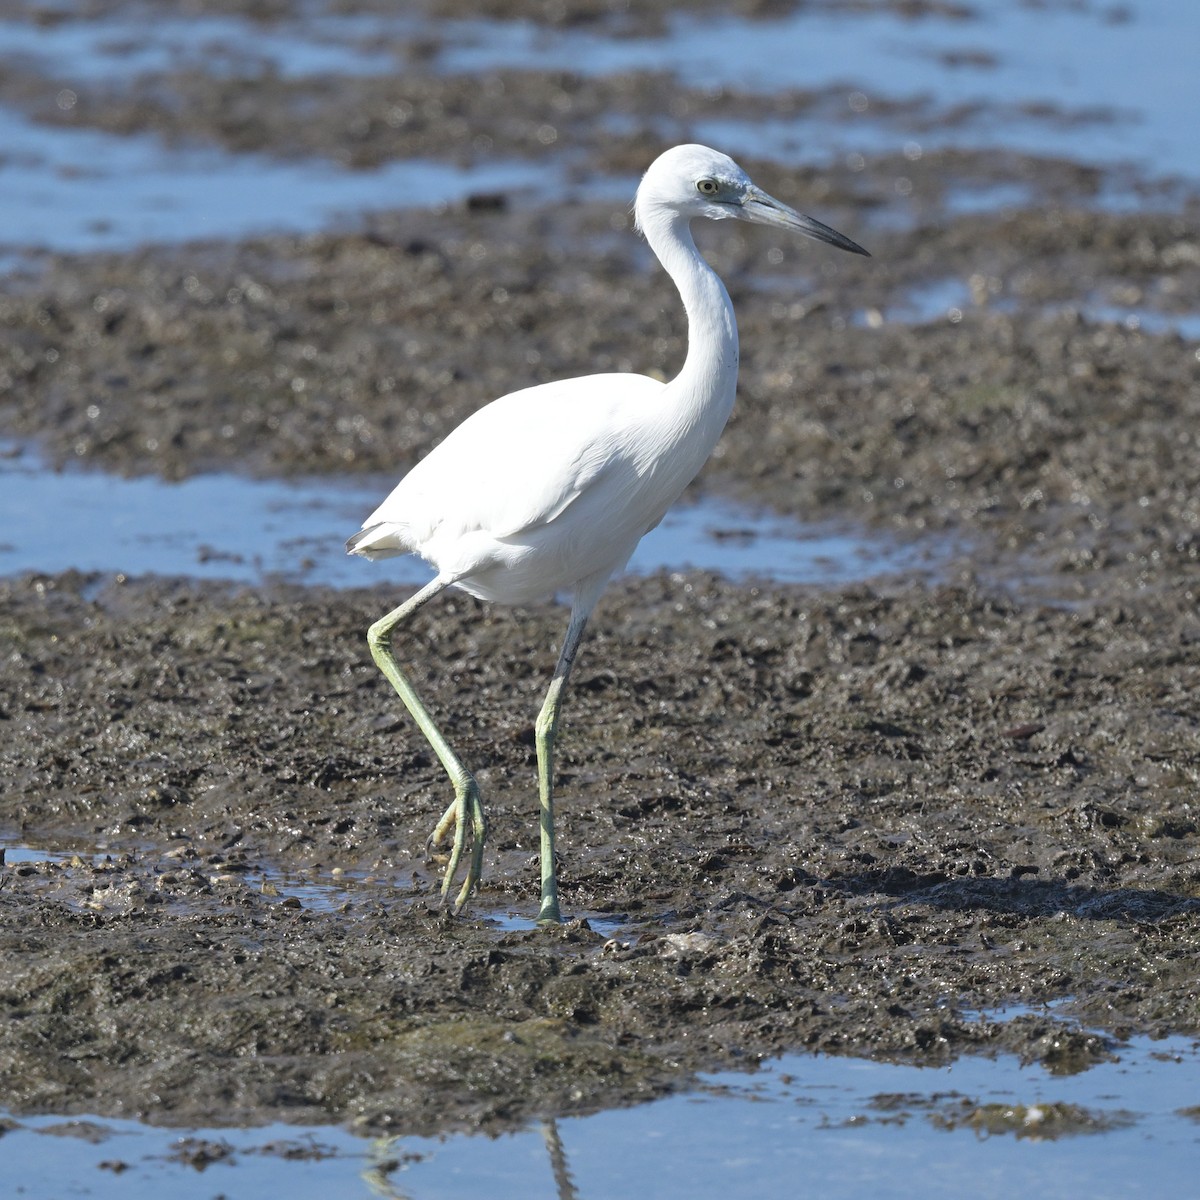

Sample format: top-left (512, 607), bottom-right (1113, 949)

top-left (639, 207), bottom-right (740, 428)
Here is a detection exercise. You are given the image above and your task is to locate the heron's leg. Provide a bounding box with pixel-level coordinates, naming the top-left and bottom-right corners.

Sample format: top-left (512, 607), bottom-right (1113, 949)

top-left (534, 602), bottom-right (594, 924)
top-left (367, 576), bottom-right (486, 913)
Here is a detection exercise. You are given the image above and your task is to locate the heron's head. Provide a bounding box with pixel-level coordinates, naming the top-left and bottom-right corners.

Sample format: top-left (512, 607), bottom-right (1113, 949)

top-left (636, 143), bottom-right (868, 257)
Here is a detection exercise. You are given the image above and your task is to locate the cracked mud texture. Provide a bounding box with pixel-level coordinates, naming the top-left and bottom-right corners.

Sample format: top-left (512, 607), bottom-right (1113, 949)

top-left (2, 0), bottom-right (1200, 1140)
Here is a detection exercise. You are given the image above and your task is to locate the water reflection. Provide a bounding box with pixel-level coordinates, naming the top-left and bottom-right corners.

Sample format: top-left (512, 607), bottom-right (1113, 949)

top-left (2, 1029), bottom-right (1199, 1198)
top-left (357, 1035), bottom-right (1200, 1200)
top-left (365, 1121), bottom-right (579, 1199)
top-left (541, 1121), bottom-right (580, 1200)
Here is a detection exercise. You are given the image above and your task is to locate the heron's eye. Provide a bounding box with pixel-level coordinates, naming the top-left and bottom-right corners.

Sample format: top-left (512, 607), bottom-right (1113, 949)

top-left (696, 178), bottom-right (720, 196)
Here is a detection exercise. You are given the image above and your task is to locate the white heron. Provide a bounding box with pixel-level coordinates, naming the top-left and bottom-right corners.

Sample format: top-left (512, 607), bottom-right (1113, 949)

top-left (347, 144), bottom-right (868, 924)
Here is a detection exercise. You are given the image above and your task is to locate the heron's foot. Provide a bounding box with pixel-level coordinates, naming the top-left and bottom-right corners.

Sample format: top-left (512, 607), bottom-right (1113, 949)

top-left (425, 779), bottom-right (486, 914)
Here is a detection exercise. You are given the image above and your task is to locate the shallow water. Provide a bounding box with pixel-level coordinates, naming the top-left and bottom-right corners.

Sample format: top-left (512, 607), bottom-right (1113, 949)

top-left (0, 105), bottom-right (555, 254)
top-left (2, 1030), bottom-right (1197, 1200)
top-left (0, 12), bottom-right (406, 81)
top-left (0, 444), bottom-right (941, 587)
top-left (0, 836), bottom-right (629, 933)
top-left (427, 1), bottom-right (1200, 181)
top-left (20, 1), bottom-right (1178, 181)
top-left (861, 278), bottom-right (1200, 336)
top-left (0, 0), bottom-right (1196, 261)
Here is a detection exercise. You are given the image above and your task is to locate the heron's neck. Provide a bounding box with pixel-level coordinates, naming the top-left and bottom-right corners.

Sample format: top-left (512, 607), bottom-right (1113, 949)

top-left (642, 209), bottom-right (739, 423)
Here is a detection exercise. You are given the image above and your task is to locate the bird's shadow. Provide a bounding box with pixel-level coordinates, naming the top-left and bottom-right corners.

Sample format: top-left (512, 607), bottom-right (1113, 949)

top-left (818, 866), bottom-right (1200, 923)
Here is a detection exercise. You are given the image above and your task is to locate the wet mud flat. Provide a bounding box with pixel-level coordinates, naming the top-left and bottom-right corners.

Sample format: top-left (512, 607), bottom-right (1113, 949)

top-left (1, 0), bottom-right (1200, 1141)
top-left (2, 563), bottom-right (1199, 1133)
top-left (2, 157), bottom-right (1198, 563)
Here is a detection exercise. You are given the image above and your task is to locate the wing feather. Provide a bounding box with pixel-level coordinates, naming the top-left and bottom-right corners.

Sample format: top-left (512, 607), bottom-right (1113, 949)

top-left (349, 372), bottom-right (664, 559)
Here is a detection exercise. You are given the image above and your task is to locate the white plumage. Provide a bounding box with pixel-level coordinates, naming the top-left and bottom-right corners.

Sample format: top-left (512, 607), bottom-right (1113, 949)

top-left (347, 371), bottom-right (668, 604)
top-left (348, 144), bottom-right (868, 923)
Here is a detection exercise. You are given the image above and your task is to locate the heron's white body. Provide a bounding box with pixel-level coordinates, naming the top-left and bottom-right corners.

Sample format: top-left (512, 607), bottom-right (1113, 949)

top-left (349, 156), bottom-right (741, 605)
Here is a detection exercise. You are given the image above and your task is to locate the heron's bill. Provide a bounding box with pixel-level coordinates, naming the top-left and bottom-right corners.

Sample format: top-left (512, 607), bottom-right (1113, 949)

top-left (741, 188), bottom-right (869, 257)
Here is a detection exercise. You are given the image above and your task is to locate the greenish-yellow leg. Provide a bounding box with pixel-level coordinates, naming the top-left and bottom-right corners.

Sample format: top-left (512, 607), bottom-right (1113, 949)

top-left (367, 576), bottom-right (486, 913)
top-left (534, 604), bottom-right (592, 924)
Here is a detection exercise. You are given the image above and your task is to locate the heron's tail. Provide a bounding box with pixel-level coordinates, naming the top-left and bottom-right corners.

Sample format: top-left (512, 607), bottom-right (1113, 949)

top-left (345, 523), bottom-right (408, 560)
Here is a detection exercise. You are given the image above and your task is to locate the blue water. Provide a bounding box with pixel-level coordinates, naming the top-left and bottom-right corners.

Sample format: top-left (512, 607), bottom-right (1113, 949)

top-left (858, 280), bottom-right (1200, 337)
top-left (0, 105), bottom-right (555, 254)
top-left (0, 13), bottom-right (406, 80)
top-left (2, 2), bottom-right (1193, 182)
top-left (1, 1031), bottom-right (1197, 1200)
top-left (432, 1), bottom-right (1198, 181)
top-left (0, 444), bottom-right (936, 588)
top-left (0, 0), bottom-right (1197, 260)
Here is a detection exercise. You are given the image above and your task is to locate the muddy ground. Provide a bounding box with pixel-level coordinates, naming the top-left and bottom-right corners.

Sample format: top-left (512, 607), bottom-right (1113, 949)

top-left (2, 0), bottom-right (1200, 1139)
